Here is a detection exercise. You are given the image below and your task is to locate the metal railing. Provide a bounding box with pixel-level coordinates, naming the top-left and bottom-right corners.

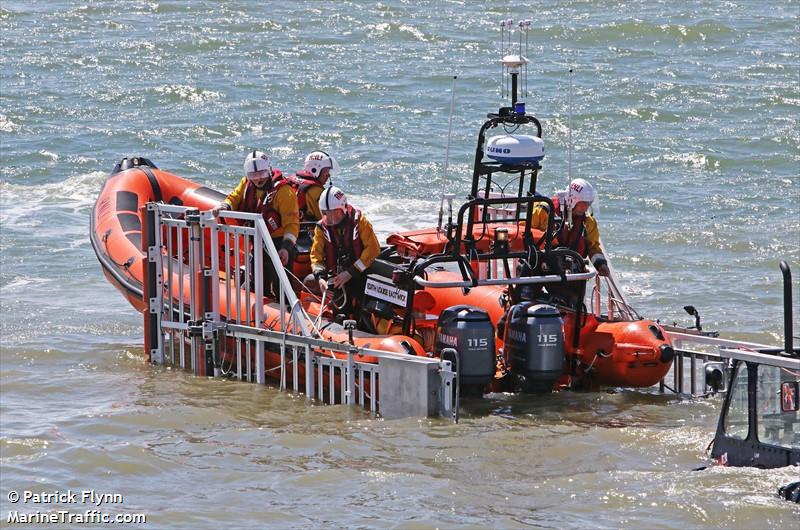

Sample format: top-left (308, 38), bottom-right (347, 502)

top-left (661, 330), bottom-right (800, 397)
top-left (141, 202), bottom-right (457, 419)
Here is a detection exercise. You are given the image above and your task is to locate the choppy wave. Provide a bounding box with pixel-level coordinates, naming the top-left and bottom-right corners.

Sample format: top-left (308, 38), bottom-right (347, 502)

top-left (0, 171), bottom-right (107, 227)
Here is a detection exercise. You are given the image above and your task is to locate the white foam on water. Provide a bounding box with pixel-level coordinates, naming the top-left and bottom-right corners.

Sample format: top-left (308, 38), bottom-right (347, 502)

top-left (152, 84), bottom-right (222, 104)
top-left (0, 170), bottom-right (107, 229)
top-left (0, 114), bottom-right (20, 132)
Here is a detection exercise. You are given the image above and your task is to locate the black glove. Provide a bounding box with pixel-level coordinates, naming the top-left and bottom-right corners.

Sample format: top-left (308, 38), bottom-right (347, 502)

top-left (591, 255), bottom-right (607, 270)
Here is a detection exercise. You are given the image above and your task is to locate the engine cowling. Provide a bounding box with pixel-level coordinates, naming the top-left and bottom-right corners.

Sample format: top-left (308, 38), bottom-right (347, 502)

top-left (435, 305), bottom-right (496, 395)
top-left (504, 302), bottom-right (565, 393)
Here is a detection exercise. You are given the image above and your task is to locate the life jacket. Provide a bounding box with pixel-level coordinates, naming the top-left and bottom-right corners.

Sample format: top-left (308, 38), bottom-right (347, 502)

top-left (288, 172), bottom-right (321, 220)
top-left (242, 169), bottom-right (288, 234)
top-left (549, 196), bottom-right (588, 257)
top-left (318, 205), bottom-right (364, 272)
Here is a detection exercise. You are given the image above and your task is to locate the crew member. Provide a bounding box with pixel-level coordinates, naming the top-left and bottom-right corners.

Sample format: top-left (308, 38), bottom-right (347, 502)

top-left (289, 150), bottom-right (338, 223)
top-left (213, 150), bottom-right (300, 296)
top-left (304, 186), bottom-right (380, 318)
top-left (531, 178), bottom-right (610, 276)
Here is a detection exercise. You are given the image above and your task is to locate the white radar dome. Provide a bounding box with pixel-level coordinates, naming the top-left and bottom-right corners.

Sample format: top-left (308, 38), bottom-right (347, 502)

top-left (485, 134), bottom-right (544, 164)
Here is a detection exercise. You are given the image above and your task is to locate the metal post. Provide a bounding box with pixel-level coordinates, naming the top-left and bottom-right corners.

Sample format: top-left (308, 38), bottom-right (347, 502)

top-left (202, 268), bottom-right (214, 376)
top-left (167, 224), bottom-right (175, 367)
top-left (329, 363), bottom-right (335, 404)
top-left (244, 230), bottom-right (252, 381)
top-left (318, 359), bottom-right (324, 399)
top-left (234, 232), bottom-right (242, 379)
top-left (346, 350), bottom-right (355, 405)
top-left (292, 345), bottom-right (299, 391)
top-left (142, 203), bottom-right (163, 364)
top-left (188, 210), bottom-right (203, 376)
top-left (178, 226), bottom-right (187, 369)
top-left (780, 261), bottom-right (793, 355)
top-left (359, 367), bottom-right (365, 406)
top-left (370, 370), bottom-right (376, 412)
top-left (206, 213), bottom-right (222, 377)
top-left (254, 227), bottom-right (265, 384)
top-left (305, 343), bottom-right (314, 400)
top-left (345, 320), bottom-right (356, 405)
top-left (280, 342), bottom-right (286, 390)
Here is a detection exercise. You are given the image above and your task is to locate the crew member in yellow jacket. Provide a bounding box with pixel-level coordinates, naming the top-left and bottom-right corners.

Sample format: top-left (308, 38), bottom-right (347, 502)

top-left (213, 150), bottom-right (300, 297)
top-left (531, 178), bottom-right (610, 276)
top-left (288, 150), bottom-right (338, 223)
top-left (305, 186), bottom-right (380, 318)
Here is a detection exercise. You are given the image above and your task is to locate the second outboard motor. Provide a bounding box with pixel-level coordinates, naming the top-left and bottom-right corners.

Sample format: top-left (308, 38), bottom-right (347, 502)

top-left (435, 305), bottom-right (496, 396)
top-left (504, 302), bottom-right (565, 393)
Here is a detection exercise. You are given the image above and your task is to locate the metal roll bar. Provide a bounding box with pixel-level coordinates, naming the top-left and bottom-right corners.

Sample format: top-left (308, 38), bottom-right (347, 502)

top-left (413, 271), bottom-right (596, 289)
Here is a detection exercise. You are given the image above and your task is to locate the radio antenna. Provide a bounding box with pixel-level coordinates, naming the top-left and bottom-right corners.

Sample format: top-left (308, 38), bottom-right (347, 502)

top-left (498, 19), bottom-right (530, 106)
top-left (518, 20), bottom-right (531, 97)
top-left (437, 75), bottom-right (458, 234)
top-left (500, 20), bottom-right (506, 98)
top-left (568, 67), bottom-right (574, 183)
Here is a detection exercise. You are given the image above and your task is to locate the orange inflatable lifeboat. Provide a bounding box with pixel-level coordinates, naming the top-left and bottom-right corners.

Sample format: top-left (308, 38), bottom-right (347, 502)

top-left (91, 50), bottom-right (675, 396)
top-left (91, 156), bottom-right (673, 395)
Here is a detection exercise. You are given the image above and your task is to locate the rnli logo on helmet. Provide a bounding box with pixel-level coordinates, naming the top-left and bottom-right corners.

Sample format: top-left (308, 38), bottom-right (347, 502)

top-left (310, 153), bottom-right (324, 160)
top-left (334, 190), bottom-right (344, 200)
top-left (259, 154), bottom-right (268, 161)
top-left (570, 182), bottom-right (584, 193)
top-left (487, 146), bottom-right (512, 154)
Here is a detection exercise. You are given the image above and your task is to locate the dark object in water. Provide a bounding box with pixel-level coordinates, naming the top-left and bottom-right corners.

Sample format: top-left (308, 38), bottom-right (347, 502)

top-left (778, 481), bottom-right (800, 503)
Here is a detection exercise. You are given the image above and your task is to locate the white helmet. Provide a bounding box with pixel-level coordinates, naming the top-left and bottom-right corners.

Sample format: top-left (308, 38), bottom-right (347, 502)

top-left (304, 151), bottom-right (338, 178)
top-left (318, 185), bottom-right (347, 212)
top-left (243, 150), bottom-right (271, 176)
top-left (567, 178), bottom-right (597, 209)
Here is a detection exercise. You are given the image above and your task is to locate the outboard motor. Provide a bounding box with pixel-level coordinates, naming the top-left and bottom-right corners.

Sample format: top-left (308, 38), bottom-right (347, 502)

top-left (435, 305), bottom-right (496, 396)
top-left (504, 302), bottom-right (565, 393)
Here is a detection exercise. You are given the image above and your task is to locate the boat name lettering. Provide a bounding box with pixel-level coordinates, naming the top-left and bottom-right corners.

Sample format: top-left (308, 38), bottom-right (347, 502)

top-left (365, 277), bottom-right (407, 307)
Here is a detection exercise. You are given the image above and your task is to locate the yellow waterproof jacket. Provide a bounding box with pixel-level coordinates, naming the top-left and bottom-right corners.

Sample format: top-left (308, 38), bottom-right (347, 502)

top-left (531, 202), bottom-right (603, 261)
top-left (310, 208), bottom-right (380, 277)
top-left (223, 174), bottom-right (299, 243)
top-left (304, 184), bottom-right (324, 222)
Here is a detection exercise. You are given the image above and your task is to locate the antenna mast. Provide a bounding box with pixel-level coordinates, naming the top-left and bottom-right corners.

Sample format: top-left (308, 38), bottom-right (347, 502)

top-left (437, 76), bottom-right (458, 233)
top-left (499, 19), bottom-right (530, 107)
top-left (568, 67), bottom-right (573, 183)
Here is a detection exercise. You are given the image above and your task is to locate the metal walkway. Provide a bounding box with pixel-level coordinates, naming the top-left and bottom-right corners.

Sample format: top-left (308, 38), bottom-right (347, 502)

top-left (140, 202), bottom-right (457, 420)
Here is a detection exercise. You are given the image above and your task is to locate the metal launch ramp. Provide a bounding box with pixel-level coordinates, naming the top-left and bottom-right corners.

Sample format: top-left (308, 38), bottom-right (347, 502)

top-left (140, 202), bottom-right (457, 420)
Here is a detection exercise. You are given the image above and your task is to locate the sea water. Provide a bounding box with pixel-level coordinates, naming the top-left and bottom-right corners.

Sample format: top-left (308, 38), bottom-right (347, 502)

top-left (1, 1), bottom-right (798, 527)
